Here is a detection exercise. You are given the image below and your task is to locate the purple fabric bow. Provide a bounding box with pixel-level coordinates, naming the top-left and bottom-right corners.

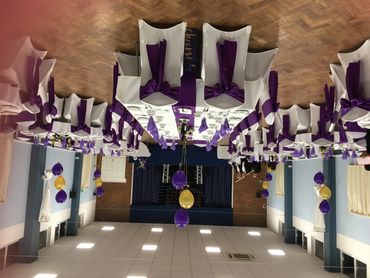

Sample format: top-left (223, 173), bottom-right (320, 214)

top-left (198, 117), bottom-right (208, 133)
top-left (42, 77), bottom-right (57, 118)
top-left (72, 99), bottom-right (90, 134)
top-left (262, 71), bottom-right (279, 117)
top-left (204, 40), bottom-right (244, 103)
top-left (340, 61), bottom-right (370, 116)
top-left (159, 135), bottom-right (168, 149)
top-left (140, 40), bottom-right (179, 101)
top-left (308, 147), bottom-right (316, 159)
top-left (171, 140), bottom-right (177, 151)
top-left (342, 148), bottom-right (350, 160)
top-left (278, 115), bottom-right (295, 143)
top-left (312, 105), bottom-right (334, 142)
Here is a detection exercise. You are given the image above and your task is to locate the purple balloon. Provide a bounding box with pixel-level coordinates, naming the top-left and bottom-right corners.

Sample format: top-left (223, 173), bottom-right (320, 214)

top-left (55, 190), bottom-right (67, 203)
top-left (265, 173), bottom-right (272, 181)
top-left (52, 163), bottom-right (64, 176)
top-left (94, 169), bottom-right (101, 179)
top-left (314, 172), bottom-right (325, 184)
top-left (174, 209), bottom-right (189, 229)
top-left (319, 200), bottom-right (331, 214)
top-left (172, 170), bottom-right (187, 190)
top-left (96, 187), bottom-right (104, 197)
top-left (261, 189), bottom-right (269, 198)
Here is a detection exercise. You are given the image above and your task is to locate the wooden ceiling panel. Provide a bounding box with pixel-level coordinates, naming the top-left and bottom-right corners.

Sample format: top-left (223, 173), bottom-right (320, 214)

top-left (1, 0), bottom-right (370, 108)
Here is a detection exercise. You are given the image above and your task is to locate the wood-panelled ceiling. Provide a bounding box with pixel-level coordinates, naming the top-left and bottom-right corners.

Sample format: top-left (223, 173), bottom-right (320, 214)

top-left (1, 0), bottom-right (370, 108)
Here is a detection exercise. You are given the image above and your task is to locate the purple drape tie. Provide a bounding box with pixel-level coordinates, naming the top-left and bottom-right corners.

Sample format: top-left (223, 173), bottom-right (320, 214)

top-left (227, 137), bottom-right (236, 154)
top-left (24, 56), bottom-right (42, 108)
top-left (312, 105), bottom-right (334, 142)
top-left (72, 99), bottom-right (90, 134)
top-left (266, 124), bottom-right (276, 146)
top-left (262, 71), bottom-right (279, 117)
top-left (105, 116), bottom-right (124, 146)
top-left (16, 111), bottom-right (36, 123)
top-left (242, 134), bottom-right (253, 152)
top-left (111, 62), bottom-right (128, 118)
top-left (140, 40), bottom-right (179, 101)
top-left (204, 40), bottom-right (244, 103)
top-left (42, 77), bottom-right (57, 118)
top-left (338, 119), bottom-right (348, 143)
top-left (198, 117), bottom-right (208, 133)
top-left (278, 115), bottom-right (295, 143)
top-left (340, 61), bottom-right (370, 116)
top-left (103, 105), bottom-right (113, 136)
top-left (324, 84), bottom-right (335, 122)
top-left (345, 121), bottom-right (366, 133)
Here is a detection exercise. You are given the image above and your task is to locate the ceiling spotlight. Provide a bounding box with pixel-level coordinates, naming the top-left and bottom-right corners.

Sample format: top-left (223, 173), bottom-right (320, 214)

top-left (33, 274), bottom-right (58, 278)
top-left (142, 244), bottom-right (157, 251)
top-left (248, 231), bottom-right (261, 236)
top-left (268, 249), bottom-right (286, 256)
top-left (205, 246), bottom-right (221, 253)
top-left (101, 226), bottom-right (115, 231)
top-left (151, 227), bottom-right (163, 232)
top-left (76, 243), bottom-right (95, 249)
top-left (200, 229), bottom-right (212, 234)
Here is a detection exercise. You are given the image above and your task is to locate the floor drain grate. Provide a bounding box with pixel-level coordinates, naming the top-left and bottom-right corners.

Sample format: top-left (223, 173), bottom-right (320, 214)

top-left (227, 253), bottom-right (256, 261)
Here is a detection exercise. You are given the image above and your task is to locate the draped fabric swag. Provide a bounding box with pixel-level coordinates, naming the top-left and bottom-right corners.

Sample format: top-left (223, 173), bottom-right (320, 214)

top-left (81, 154), bottom-right (94, 188)
top-left (0, 132), bottom-right (14, 202)
top-left (347, 165), bottom-right (370, 216)
top-left (275, 163), bottom-right (285, 196)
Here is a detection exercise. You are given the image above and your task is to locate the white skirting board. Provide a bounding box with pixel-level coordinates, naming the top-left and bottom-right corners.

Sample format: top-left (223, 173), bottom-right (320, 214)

top-left (79, 199), bottom-right (96, 227)
top-left (267, 206), bottom-right (284, 235)
top-left (293, 216), bottom-right (324, 243)
top-left (337, 233), bottom-right (370, 278)
top-left (39, 208), bottom-right (71, 232)
top-left (0, 223), bottom-right (25, 249)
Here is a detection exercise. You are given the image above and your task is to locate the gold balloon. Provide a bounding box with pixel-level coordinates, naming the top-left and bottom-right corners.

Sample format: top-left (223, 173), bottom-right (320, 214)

top-left (319, 185), bottom-right (332, 200)
top-left (95, 177), bottom-right (103, 187)
top-left (262, 181), bottom-right (269, 189)
top-left (179, 189), bottom-right (194, 209)
top-left (54, 176), bottom-right (65, 190)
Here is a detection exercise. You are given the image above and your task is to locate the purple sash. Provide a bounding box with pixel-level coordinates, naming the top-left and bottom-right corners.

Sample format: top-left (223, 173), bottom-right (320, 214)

top-left (72, 99), bottom-right (90, 134)
top-left (340, 61), bottom-right (370, 116)
top-left (42, 77), bottom-right (57, 119)
top-left (204, 40), bottom-right (244, 103)
top-left (140, 40), bottom-right (179, 100)
top-left (242, 134), bottom-right (253, 152)
top-left (262, 71), bottom-right (279, 117)
top-left (312, 105), bottom-right (334, 142)
top-left (278, 115), bottom-right (295, 143)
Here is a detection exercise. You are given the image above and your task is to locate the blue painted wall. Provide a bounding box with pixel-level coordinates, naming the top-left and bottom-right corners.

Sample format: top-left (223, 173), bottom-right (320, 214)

top-left (0, 141), bottom-right (32, 230)
top-left (336, 158), bottom-right (370, 245)
top-left (80, 155), bottom-right (97, 204)
top-left (292, 158), bottom-right (323, 223)
top-left (45, 148), bottom-right (75, 213)
top-left (267, 169), bottom-right (284, 212)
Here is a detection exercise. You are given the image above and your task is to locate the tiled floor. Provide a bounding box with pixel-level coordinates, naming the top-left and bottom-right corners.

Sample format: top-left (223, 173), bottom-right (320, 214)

top-left (1, 223), bottom-right (345, 278)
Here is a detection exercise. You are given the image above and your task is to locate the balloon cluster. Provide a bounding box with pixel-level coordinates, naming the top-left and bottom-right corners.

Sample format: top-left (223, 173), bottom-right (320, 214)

top-left (52, 163), bottom-right (67, 204)
top-left (94, 169), bottom-right (104, 197)
top-left (261, 173), bottom-right (272, 198)
top-left (171, 170), bottom-right (194, 229)
top-left (313, 172), bottom-right (331, 214)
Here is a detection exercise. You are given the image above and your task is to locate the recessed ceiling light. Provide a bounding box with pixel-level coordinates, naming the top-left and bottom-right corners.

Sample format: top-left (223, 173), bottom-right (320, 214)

top-left (248, 231), bottom-right (261, 236)
top-left (268, 249), bottom-right (286, 256)
top-left (33, 274), bottom-right (58, 278)
top-left (205, 246), bottom-right (221, 253)
top-left (151, 227), bottom-right (163, 232)
top-left (101, 226), bottom-right (115, 231)
top-left (127, 276), bottom-right (147, 278)
top-left (200, 229), bottom-right (212, 234)
top-left (142, 244), bottom-right (157, 251)
top-left (76, 243), bottom-right (95, 249)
